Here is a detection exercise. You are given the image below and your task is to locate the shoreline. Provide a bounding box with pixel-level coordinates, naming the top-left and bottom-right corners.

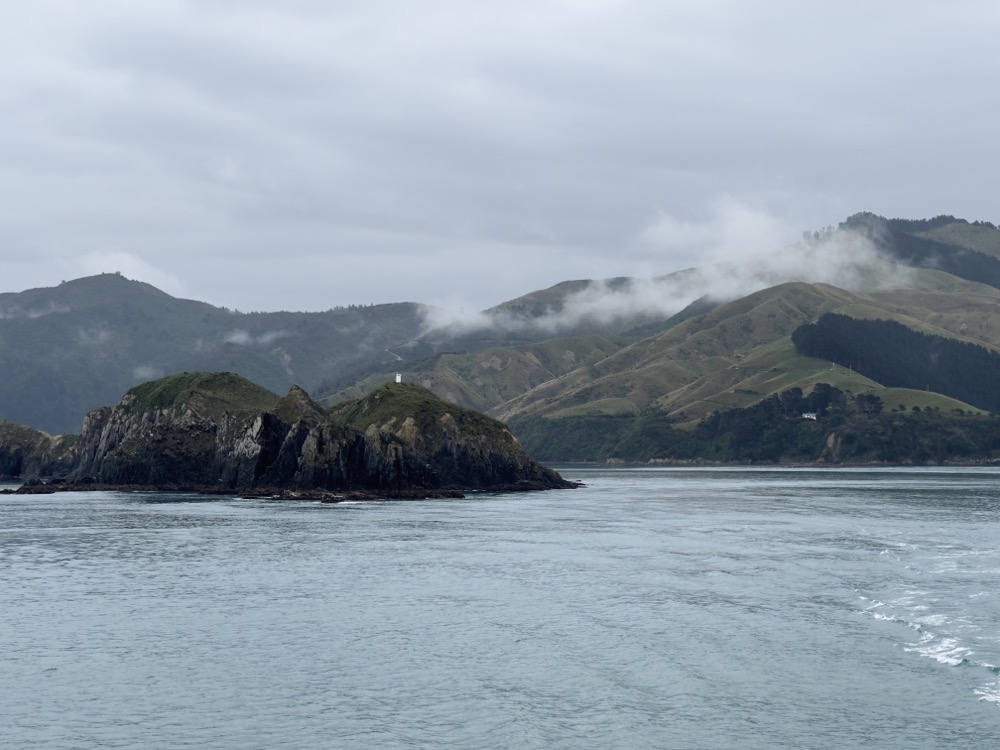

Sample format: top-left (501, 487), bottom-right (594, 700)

top-left (0, 478), bottom-right (581, 502)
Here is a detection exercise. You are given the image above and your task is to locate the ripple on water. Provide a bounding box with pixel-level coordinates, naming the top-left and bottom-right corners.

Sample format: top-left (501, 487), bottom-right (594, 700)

top-left (3, 468), bottom-right (1000, 749)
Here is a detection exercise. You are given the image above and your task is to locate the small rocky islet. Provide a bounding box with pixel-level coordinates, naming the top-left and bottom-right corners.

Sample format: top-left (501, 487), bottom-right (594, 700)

top-left (0, 372), bottom-right (577, 500)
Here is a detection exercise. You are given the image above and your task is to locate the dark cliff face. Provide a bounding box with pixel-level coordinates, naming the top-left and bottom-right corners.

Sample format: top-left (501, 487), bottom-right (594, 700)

top-left (6, 373), bottom-right (570, 493)
top-left (370, 411), bottom-right (565, 489)
top-left (0, 421), bottom-right (76, 478)
top-left (67, 384), bottom-right (402, 490)
top-left (329, 382), bottom-right (570, 490)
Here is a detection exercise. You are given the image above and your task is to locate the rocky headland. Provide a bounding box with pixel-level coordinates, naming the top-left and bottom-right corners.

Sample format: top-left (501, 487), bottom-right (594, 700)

top-left (0, 372), bottom-right (576, 498)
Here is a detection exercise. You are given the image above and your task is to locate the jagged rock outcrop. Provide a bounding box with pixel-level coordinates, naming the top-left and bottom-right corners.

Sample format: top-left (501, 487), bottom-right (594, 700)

top-left (0, 420), bottom-right (76, 478)
top-left (2, 372), bottom-right (573, 494)
top-left (70, 372), bottom-right (281, 486)
top-left (329, 382), bottom-right (569, 489)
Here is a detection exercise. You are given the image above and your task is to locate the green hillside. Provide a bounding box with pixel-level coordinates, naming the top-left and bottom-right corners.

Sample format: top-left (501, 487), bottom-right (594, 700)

top-left (322, 335), bottom-right (627, 414)
top-left (400, 269), bottom-right (1000, 428)
top-left (510, 385), bottom-right (1000, 464)
top-left (331, 382), bottom-right (509, 443)
top-left (326, 263), bottom-right (1000, 462)
top-left (0, 274), bottom-right (430, 433)
top-left (912, 220), bottom-right (1000, 259)
top-left (122, 372), bottom-right (280, 420)
top-left (7, 213), bottom-right (1000, 464)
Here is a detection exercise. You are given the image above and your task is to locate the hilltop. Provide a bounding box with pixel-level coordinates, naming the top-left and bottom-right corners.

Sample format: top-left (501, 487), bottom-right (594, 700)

top-left (0, 273), bottom-right (430, 433)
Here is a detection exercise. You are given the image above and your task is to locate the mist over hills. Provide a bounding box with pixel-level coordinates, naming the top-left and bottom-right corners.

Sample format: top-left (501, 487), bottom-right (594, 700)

top-left (418, 210), bottom-right (914, 341)
top-left (5, 212), bottom-right (1000, 464)
top-left (324, 214), bottom-right (1000, 461)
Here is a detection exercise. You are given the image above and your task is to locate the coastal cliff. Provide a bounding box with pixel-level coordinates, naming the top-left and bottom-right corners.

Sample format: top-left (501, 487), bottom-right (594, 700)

top-left (0, 421), bottom-right (77, 479)
top-left (329, 382), bottom-right (568, 490)
top-left (2, 372), bottom-right (573, 495)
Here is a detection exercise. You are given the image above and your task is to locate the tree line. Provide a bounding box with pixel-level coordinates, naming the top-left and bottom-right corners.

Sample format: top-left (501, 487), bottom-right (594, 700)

top-left (791, 313), bottom-right (1000, 412)
top-left (511, 384), bottom-right (1000, 464)
top-left (841, 213), bottom-right (1000, 291)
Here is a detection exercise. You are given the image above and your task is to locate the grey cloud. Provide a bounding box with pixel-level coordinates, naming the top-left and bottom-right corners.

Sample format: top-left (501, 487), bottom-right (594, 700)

top-left (77, 327), bottom-right (113, 346)
top-left (424, 203), bottom-right (912, 333)
top-left (0, 302), bottom-right (71, 319)
top-left (1, 1), bottom-right (999, 314)
top-left (133, 365), bottom-right (161, 382)
top-left (224, 330), bottom-right (291, 347)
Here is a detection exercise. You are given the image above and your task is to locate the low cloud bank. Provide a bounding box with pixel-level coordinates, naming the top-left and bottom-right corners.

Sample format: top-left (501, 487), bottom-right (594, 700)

top-left (423, 201), bottom-right (911, 335)
top-left (0, 302), bottom-right (71, 319)
top-left (133, 365), bottom-right (161, 382)
top-left (224, 330), bottom-right (289, 346)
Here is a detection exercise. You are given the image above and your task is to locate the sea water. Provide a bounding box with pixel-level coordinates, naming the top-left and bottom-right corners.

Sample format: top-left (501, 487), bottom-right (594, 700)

top-left (2, 467), bottom-right (999, 749)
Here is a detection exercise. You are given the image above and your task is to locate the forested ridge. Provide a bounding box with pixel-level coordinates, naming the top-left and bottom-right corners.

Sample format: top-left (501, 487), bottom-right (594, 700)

top-left (843, 213), bottom-right (1000, 290)
top-left (513, 385), bottom-right (1000, 464)
top-left (791, 313), bottom-right (1000, 412)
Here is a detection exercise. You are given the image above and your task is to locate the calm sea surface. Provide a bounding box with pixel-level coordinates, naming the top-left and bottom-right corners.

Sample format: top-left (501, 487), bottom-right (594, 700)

top-left (2, 467), bottom-right (1000, 749)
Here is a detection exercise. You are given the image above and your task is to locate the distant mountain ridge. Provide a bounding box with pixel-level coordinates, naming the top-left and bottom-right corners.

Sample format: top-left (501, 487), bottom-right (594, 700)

top-left (0, 273), bottom-right (430, 433)
top-left (6, 212), bottom-right (1000, 465)
top-left (323, 214), bottom-right (1000, 461)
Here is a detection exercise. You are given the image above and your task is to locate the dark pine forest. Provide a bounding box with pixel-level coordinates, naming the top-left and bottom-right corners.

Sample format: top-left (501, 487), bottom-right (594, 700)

top-left (791, 313), bottom-right (1000, 413)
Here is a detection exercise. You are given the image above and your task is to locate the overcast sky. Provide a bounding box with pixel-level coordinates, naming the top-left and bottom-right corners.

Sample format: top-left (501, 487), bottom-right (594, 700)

top-left (2, 1), bottom-right (998, 313)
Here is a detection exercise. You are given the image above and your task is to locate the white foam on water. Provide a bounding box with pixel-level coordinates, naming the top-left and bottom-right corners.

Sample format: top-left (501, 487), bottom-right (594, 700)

top-left (894, 590), bottom-right (930, 605)
top-left (866, 596), bottom-right (1000, 709)
top-left (858, 596), bottom-right (925, 632)
top-left (905, 637), bottom-right (973, 667)
top-left (857, 522), bottom-right (1000, 710)
top-left (974, 681), bottom-right (1000, 704)
top-left (873, 613), bottom-right (901, 623)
